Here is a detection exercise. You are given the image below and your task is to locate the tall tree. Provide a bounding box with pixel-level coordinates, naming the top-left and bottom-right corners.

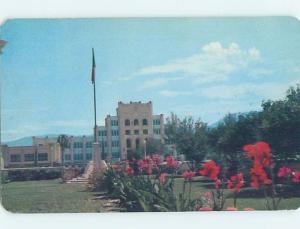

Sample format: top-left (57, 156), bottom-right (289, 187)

top-left (261, 85), bottom-right (300, 160)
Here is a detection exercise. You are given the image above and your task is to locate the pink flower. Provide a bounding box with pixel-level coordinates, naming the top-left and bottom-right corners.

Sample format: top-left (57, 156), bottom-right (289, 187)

top-left (126, 167), bottom-right (134, 175)
top-left (203, 191), bottom-right (212, 200)
top-left (292, 171), bottom-right (300, 183)
top-left (165, 156), bottom-right (178, 168)
top-left (215, 179), bottom-right (221, 189)
top-left (159, 173), bottom-right (168, 185)
top-left (277, 166), bottom-right (292, 178)
top-left (226, 207), bottom-right (238, 211)
top-left (182, 171), bottom-right (196, 181)
top-left (227, 173), bottom-right (245, 192)
top-left (243, 208), bottom-right (255, 211)
top-left (198, 207), bottom-right (213, 211)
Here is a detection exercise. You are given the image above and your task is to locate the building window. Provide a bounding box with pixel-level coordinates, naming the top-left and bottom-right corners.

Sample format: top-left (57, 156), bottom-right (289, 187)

top-left (74, 142), bottom-right (83, 148)
top-left (100, 141), bottom-right (107, 148)
top-left (143, 129), bottom-right (148, 135)
top-left (74, 153), bottom-right (83, 161)
top-left (142, 119), bottom-right (148, 125)
top-left (136, 138), bottom-right (140, 149)
top-left (134, 119), bottom-right (139, 126)
top-left (134, 129), bottom-right (139, 135)
top-left (10, 154), bottom-right (21, 162)
top-left (86, 141), bottom-right (93, 148)
top-left (126, 139), bottom-right (131, 148)
top-left (38, 153), bottom-right (48, 161)
top-left (111, 130), bottom-right (119, 136)
top-left (153, 119), bottom-right (160, 125)
top-left (125, 119), bottom-right (130, 126)
top-left (64, 154), bottom-right (71, 161)
top-left (24, 154), bottom-right (35, 162)
top-left (112, 151), bottom-right (119, 158)
top-left (99, 130), bottom-right (107, 137)
top-left (111, 120), bottom-right (118, 126)
top-left (154, 128), bottom-right (161, 135)
top-left (86, 153), bottom-right (92, 160)
top-left (125, 130), bottom-right (131, 135)
top-left (112, 140), bottom-right (119, 147)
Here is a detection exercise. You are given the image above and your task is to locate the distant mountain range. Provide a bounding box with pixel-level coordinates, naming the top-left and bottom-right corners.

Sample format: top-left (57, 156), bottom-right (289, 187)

top-left (3, 112), bottom-right (250, 147)
top-left (2, 134), bottom-right (60, 147)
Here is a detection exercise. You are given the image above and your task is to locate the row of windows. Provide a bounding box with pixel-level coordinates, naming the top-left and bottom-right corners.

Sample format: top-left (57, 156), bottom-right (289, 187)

top-left (99, 130), bottom-right (107, 136)
top-left (126, 138), bottom-right (143, 149)
top-left (112, 140), bottom-right (119, 147)
top-left (111, 120), bottom-right (118, 126)
top-left (74, 142), bottom-right (83, 148)
top-left (64, 153), bottom-right (93, 161)
top-left (125, 129), bottom-right (149, 135)
top-left (153, 119), bottom-right (161, 125)
top-left (111, 130), bottom-right (119, 136)
top-left (154, 128), bottom-right (161, 135)
top-left (110, 119), bottom-right (160, 126)
top-left (99, 130), bottom-right (119, 137)
top-left (125, 119), bottom-right (148, 126)
top-left (10, 153), bottom-right (48, 162)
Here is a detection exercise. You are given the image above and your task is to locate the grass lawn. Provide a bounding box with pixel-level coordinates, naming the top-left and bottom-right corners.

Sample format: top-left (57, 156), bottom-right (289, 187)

top-left (1, 178), bottom-right (299, 213)
top-left (173, 178), bottom-right (300, 210)
top-left (1, 179), bottom-right (106, 213)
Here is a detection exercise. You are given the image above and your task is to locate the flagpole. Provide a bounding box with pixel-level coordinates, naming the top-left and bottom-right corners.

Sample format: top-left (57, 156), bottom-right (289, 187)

top-left (93, 80), bottom-right (97, 143)
top-left (92, 48), bottom-right (97, 143)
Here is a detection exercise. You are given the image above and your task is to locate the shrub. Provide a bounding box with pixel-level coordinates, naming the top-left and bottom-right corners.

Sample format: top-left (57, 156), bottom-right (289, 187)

top-left (6, 168), bottom-right (61, 182)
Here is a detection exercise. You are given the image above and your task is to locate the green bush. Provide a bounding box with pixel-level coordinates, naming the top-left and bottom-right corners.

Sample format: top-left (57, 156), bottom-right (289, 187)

top-left (6, 168), bottom-right (61, 181)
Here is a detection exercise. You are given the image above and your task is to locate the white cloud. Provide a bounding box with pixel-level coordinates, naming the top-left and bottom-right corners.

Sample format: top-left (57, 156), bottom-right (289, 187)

top-left (137, 42), bottom-right (261, 84)
top-left (139, 78), bottom-right (169, 90)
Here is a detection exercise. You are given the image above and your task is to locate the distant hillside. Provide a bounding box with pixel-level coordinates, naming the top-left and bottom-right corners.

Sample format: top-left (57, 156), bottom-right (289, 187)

top-left (2, 134), bottom-right (93, 147)
top-left (2, 134), bottom-right (60, 147)
top-left (3, 136), bottom-right (33, 147)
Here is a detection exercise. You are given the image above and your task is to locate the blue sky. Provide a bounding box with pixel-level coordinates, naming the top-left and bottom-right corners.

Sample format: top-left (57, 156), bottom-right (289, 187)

top-left (1, 17), bottom-right (300, 141)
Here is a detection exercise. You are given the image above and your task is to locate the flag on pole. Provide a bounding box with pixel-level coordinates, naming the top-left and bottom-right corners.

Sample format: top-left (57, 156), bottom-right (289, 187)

top-left (91, 48), bottom-right (96, 84)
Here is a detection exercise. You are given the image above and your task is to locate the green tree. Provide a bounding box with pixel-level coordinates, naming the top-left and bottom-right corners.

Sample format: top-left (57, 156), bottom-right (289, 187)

top-left (165, 114), bottom-right (209, 162)
top-left (261, 85), bottom-right (300, 160)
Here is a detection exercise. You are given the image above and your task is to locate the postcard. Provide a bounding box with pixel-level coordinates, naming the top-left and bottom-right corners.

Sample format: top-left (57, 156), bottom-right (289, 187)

top-left (0, 17), bottom-right (299, 213)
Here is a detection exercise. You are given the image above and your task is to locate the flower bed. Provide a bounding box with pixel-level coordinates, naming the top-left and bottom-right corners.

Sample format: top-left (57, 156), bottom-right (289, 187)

top-left (89, 141), bottom-right (300, 211)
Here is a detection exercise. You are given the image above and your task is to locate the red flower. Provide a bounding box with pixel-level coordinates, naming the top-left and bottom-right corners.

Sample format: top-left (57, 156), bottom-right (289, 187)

top-left (182, 171), bottom-right (196, 181)
top-left (138, 159), bottom-right (148, 171)
top-left (165, 156), bottom-right (178, 168)
top-left (152, 154), bottom-right (161, 165)
top-left (159, 173), bottom-right (168, 185)
top-left (215, 179), bottom-right (221, 189)
top-left (112, 164), bottom-right (121, 172)
top-left (250, 164), bottom-right (272, 189)
top-left (277, 166), bottom-right (292, 178)
top-left (292, 171), bottom-right (300, 183)
top-left (227, 173), bottom-right (245, 192)
top-left (203, 191), bottom-right (212, 200)
top-left (147, 166), bottom-right (153, 175)
top-left (126, 167), bottom-right (134, 175)
top-left (199, 160), bottom-right (220, 180)
top-left (198, 207), bottom-right (213, 211)
top-left (243, 208), bottom-right (255, 211)
top-left (243, 141), bottom-right (272, 167)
